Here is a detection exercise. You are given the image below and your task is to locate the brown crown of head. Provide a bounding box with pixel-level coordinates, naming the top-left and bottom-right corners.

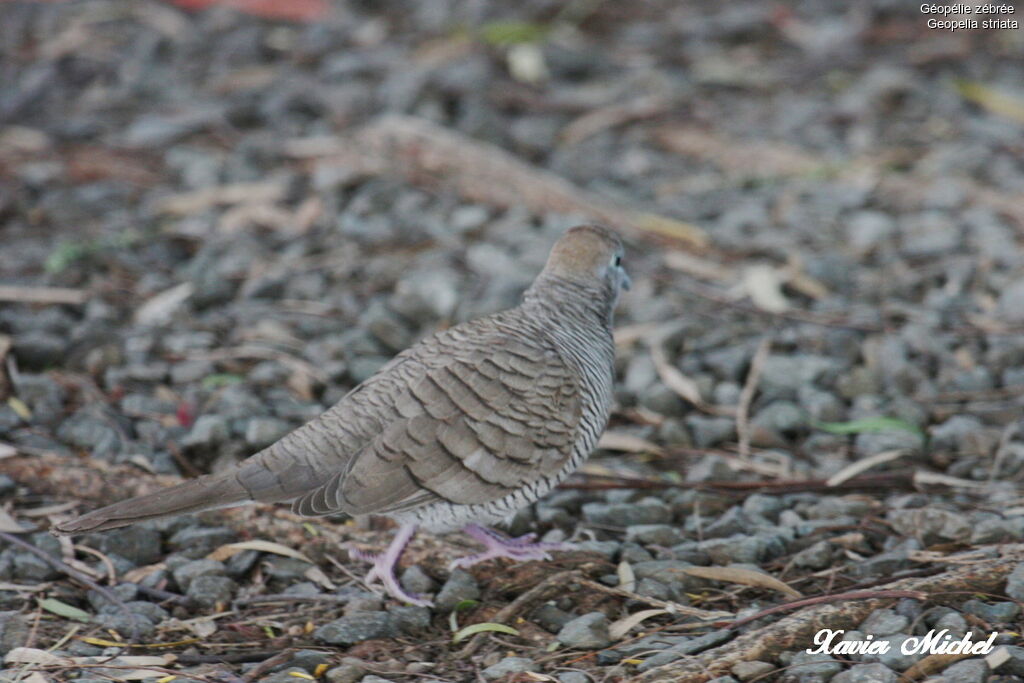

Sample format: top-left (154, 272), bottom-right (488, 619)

top-left (542, 225), bottom-right (624, 285)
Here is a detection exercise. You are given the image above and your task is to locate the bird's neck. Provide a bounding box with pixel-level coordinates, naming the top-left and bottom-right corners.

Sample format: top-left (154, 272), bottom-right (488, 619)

top-left (522, 275), bottom-right (615, 330)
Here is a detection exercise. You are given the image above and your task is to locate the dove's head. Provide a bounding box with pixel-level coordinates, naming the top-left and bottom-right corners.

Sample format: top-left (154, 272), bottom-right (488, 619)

top-left (529, 225), bottom-right (630, 320)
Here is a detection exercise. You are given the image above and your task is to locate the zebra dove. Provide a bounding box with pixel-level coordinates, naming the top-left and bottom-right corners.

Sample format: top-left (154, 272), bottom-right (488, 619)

top-left (55, 224), bottom-right (630, 606)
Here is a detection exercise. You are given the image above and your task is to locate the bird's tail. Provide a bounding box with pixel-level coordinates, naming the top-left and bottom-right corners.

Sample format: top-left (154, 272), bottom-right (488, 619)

top-left (54, 418), bottom-right (336, 535)
top-left (53, 468), bottom-right (255, 534)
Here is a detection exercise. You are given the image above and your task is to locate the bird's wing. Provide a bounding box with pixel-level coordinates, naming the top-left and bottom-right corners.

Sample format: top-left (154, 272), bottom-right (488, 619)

top-left (291, 334), bottom-right (582, 517)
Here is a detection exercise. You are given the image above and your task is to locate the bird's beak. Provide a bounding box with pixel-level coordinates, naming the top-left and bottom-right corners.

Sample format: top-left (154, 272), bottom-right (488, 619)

top-left (621, 271), bottom-right (632, 291)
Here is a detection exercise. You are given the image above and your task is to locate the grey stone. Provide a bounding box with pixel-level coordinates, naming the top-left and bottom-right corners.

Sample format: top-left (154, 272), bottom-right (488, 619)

top-left (970, 516), bottom-right (1022, 544)
top-left (244, 418), bottom-right (291, 449)
top-left (933, 611), bottom-right (968, 635)
top-left (640, 384), bottom-right (686, 417)
top-left (361, 677), bottom-right (396, 683)
top-left (481, 657), bottom-right (536, 680)
top-left (961, 599), bottom-right (1019, 624)
top-left (116, 601), bottom-right (168, 624)
top-left (887, 508), bottom-right (971, 544)
top-left (798, 386), bottom-right (844, 423)
top-left (557, 673), bottom-right (589, 683)
top-left (759, 354), bottom-right (834, 399)
top-left (847, 211), bottom-right (896, 254)
top-left (95, 611), bottom-right (154, 638)
top-left (936, 658), bottom-right (987, 683)
top-left (731, 660), bottom-right (775, 681)
top-left (702, 507), bottom-right (762, 539)
top-left (626, 524), bottom-right (683, 546)
top-left (168, 526), bottom-right (236, 558)
top-left (557, 612), bottom-right (612, 649)
top-left (831, 663), bottom-right (898, 683)
top-left (400, 565), bottom-right (437, 595)
top-left (860, 608), bottom-right (909, 636)
top-left (698, 533), bottom-right (788, 564)
top-left (387, 605), bottom-right (431, 634)
top-left (86, 583), bottom-right (137, 611)
top-left (636, 630), bottom-right (732, 671)
top-left (315, 612), bottom-right (396, 645)
top-left (533, 603), bottom-right (574, 632)
top-left (792, 541), bottom-right (833, 570)
top-left (995, 645), bottom-right (1024, 675)
top-left (263, 556), bottom-right (314, 582)
top-left (260, 667), bottom-right (313, 683)
top-left (343, 594), bottom-right (383, 615)
top-left (181, 414), bottom-right (229, 449)
top-left (861, 633), bottom-right (924, 671)
top-left (323, 657), bottom-right (367, 683)
top-left (582, 498), bottom-right (671, 526)
top-left (998, 278), bottom-right (1024, 323)
top-left (173, 559), bottom-right (226, 591)
top-left (786, 651), bottom-right (842, 680)
top-left (752, 400), bottom-right (804, 434)
top-left (186, 575), bottom-right (236, 608)
top-left (1006, 563), bottom-right (1024, 600)
top-left (742, 494), bottom-right (784, 522)
top-left (391, 269), bottom-right (460, 323)
top-left (435, 569), bottom-right (480, 610)
top-left (686, 416), bottom-right (736, 447)
top-left (84, 526), bottom-right (163, 567)
top-left (11, 331), bottom-right (68, 370)
top-left (57, 411), bottom-right (121, 458)
top-left (0, 611), bottom-right (28, 656)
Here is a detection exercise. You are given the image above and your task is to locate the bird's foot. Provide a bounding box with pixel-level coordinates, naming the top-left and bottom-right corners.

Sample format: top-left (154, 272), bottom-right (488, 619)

top-left (348, 523), bottom-right (432, 607)
top-left (449, 524), bottom-right (574, 570)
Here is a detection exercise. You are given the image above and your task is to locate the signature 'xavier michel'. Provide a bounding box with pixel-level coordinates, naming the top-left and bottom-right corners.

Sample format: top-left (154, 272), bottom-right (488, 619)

top-left (56, 225), bottom-right (630, 606)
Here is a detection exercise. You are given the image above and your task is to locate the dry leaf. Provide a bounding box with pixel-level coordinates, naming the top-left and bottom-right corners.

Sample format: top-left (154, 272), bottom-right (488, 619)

top-left (155, 181), bottom-right (287, 215)
top-left (617, 561), bottom-right (636, 593)
top-left (609, 609), bottom-right (669, 640)
top-left (0, 508), bottom-right (30, 533)
top-left (304, 566), bottom-right (336, 591)
top-left (826, 449), bottom-right (907, 487)
top-left (597, 432), bottom-right (665, 456)
top-left (4, 648), bottom-right (67, 666)
top-left (208, 540), bottom-right (312, 564)
top-left (741, 264), bottom-right (790, 313)
top-left (134, 283), bottom-right (194, 326)
top-left (682, 566), bottom-right (802, 599)
top-left (650, 346), bottom-right (703, 407)
top-left (191, 618), bottom-right (217, 638)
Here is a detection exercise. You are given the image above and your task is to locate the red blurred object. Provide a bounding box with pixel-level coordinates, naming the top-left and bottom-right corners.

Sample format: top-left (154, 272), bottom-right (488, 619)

top-left (168, 0), bottom-right (330, 22)
top-left (0, 0), bottom-right (332, 22)
top-left (176, 401), bottom-right (195, 428)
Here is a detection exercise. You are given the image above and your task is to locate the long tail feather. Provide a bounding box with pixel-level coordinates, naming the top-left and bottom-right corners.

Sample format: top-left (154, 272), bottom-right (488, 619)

top-left (53, 470), bottom-right (252, 535)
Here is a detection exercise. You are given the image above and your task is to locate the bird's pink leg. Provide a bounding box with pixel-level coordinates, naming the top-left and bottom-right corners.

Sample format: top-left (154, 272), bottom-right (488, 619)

top-left (349, 523), bottom-right (432, 607)
top-left (449, 524), bottom-right (574, 570)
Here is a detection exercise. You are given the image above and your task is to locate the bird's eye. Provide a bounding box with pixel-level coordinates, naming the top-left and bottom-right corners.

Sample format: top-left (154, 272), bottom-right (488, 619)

top-left (612, 255), bottom-right (622, 267)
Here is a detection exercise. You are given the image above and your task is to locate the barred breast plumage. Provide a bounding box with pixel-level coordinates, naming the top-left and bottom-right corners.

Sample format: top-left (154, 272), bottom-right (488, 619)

top-left (55, 224), bottom-right (630, 606)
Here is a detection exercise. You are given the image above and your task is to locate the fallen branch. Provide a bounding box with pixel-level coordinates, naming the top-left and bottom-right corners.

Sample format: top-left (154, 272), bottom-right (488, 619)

top-left (0, 286), bottom-right (89, 305)
top-left (0, 530), bottom-right (142, 643)
top-left (458, 569), bottom-right (583, 658)
top-left (637, 544), bottom-right (1024, 682)
top-left (286, 115), bottom-right (707, 248)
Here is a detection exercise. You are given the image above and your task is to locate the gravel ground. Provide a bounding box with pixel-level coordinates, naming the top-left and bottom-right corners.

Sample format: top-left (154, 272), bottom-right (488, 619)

top-left (2, 1), bottom-right (1024, 682)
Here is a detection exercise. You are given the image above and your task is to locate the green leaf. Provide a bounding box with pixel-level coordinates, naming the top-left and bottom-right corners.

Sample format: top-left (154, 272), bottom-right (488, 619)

top-left (451, 622), bottom-right (520, 644)
top-left (45, 242), bottom-right (88, 274)
top-left (39, 598), bottom-right (91, 622)
top-left (202, 373), bottom-right (245, 389)
top-left (814, 417), bottom-right (923, 437)
top-left (480, 20), bottom-right (549, 46)
top-left (448, 599), bottom-right (479, 632)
